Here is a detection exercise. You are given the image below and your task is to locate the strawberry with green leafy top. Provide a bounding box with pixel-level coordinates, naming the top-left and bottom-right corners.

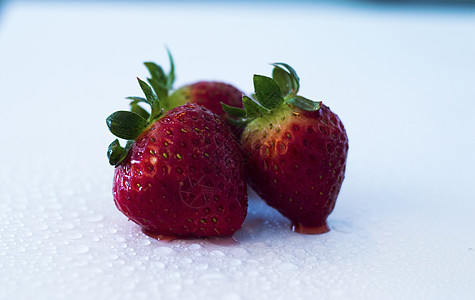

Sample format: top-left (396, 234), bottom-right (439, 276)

top-left (223, 63), bottom-right (348, 234)
top-left (107, 78), bottom-right (247, 238)
top-left (134, 50), bottom-right (243, 126)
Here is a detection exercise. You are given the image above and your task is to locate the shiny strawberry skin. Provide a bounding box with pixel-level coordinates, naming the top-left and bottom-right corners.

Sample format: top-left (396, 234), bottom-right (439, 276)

top-left (170, 81), bottom-right (243, 117)
top-left (242, 103), bottom-right (348, 230)
top-left (113, 103), bottom-right (247, 237)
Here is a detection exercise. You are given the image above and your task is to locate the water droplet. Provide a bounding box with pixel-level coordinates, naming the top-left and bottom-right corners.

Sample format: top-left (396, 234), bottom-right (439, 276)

top-left (279, 262), bottom-right (298, 271)
top-left (195, 263), bottom-right (208, 270)
top-left (188, 243), bottom-right (201, 250)
top-left (65, 232), bottom-right (82, 240)
top-left (84, 214), bottom-right (104, 223)
top-left (211, 250), bottom-right (225, 257)
top-left (223, 293), bottom-right (241, 300)
top-left (182, 258), bottom-right (192, 264)
top-left (73, 245), bottom-right (89, 254)
top-left (202, 272), bottom-right (225, 280)
top-left (152, 261), bottom-right (165, 269)
top-left (154, 246), bottom-right (174, 256)
top-left (230, 247), bottom-right (248, 257)
top-left (229, 259), bottom-right (242, 266)
top-left (138, 239), bottom-right (151, 246)
top-left (59, 222), bottom-right (74, 230)
top-left (114, 236), bottom-right (125, 242)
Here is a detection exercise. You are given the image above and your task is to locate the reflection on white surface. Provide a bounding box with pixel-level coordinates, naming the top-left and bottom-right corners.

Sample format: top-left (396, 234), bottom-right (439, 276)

top-left (0, 1), bottom-right (474, 299)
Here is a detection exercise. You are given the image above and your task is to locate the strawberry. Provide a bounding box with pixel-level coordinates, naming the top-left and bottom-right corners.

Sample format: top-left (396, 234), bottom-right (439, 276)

top-left (223, 63), bottom-right (348, 234)
top-left (106, 78), bottom-right (247, 238)
top-left (169, 81), bottom-right (243, 118)
top-left (139, 50), bottom-right (244, 131)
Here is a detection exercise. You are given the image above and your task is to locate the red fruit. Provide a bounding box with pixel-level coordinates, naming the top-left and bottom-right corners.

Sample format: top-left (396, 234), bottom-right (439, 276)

top-left (223, 63), bottom-right (348, 234)
top-left (107, 79), bottom-right (247, 238)
top-left (141, 51), bottom-right (244, 135)
top-left (169, 81), bottom-right (244, 118)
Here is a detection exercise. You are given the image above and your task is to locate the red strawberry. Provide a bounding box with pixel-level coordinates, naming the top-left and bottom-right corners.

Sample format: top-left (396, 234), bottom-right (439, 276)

top-left (223, 63), bottom-right (348, 234)
top-left (169, 81), bottom-right (243, 118)
top-left (106, 78), bottom-right (247, 238)
top-left (139, 50), bottom-right (244, 135)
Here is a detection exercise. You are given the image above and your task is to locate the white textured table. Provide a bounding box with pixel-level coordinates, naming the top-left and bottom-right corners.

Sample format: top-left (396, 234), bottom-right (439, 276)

top-left (1, 2), bottom-right (474, 299)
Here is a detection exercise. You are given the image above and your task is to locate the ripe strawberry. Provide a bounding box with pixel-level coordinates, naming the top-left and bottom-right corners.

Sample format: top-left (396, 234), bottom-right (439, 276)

top-left (138, 50), bottom-right (244, 131)
top-left (169, 81), bottom-right (243, 118)
top-left (223, 63), bottom-right (348, 234)
top-left (106, 78), bottom-right (247, 238)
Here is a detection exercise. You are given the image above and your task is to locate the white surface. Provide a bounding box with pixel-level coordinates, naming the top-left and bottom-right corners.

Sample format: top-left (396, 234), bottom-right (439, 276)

top-left (1, 1), bottom-right (475, 299)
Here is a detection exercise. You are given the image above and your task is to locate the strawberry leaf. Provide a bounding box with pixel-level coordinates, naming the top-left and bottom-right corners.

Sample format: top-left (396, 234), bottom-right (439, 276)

top-left (272, 66), bottom-right (292, 97)
top-left (107, 139), bottom-right (133, 166)
top-left (126, 96), bottom-right (147, 103)
top-left (130, 102), bottom-right (150, 119)
top-left (272, 63), bottom-right (300, 84)
top-left (137, 78), bottom-right (161, 120)
top-left (166, 47), bottom-right (175, 89)
top-left (243, 95), bottom-right (269, 118)
top-left (221, 102), bottom-right (246, 118)
top-left (144, 62), bottom-right (167, 83)
top-left (106, 111), bottom-right (148, 140)
top-left (253, 75), bottom-right (284, 110)
top-left (287, 96), bottom-right (321, 111)
top-left (137, 78), bottom-right (157, 105)
top-left (225, 115), bottom-right (247, 129)
top-left (144, 62), bottom-right (168, 101)
top-left (272, 65), bottom-right (299, 97)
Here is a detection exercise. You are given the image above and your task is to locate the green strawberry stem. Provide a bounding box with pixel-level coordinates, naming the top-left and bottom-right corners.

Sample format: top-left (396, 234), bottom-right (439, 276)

top-left (106, 49), bottom-right (175, 166)
top-left (221, 63), bottom-right (321, 125)
top-left (107, 78), bottom-right (166, 166)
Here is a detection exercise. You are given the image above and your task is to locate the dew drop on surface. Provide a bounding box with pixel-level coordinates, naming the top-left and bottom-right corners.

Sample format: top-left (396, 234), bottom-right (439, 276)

top-left (59, 222), bottom-right (75, 230)
top-left (279, 262), bottom-right (298, 271)
top-left (65, 232), bottom-right (83, 240)
top-left (154, 246), bottom-right (174, 256)
top-left (84, 214), bottom-right (104, 223)
top-left (151, 261), bottom-right (165, 269)
top-left (138, 239), bottom-right (151, 246)
top-left (114, 236), bottom-right (125, 242)
top-left (182, 258), bottom-right (192, 264)
top-left (73, 245), bottom-right (90, 254)
top-left (108, 254), bottom-right (119, 261)
top-left (195, 263), bottom-right (208, 270)
top-left (223, 293), bottom-right (242, 300)
top-left (38, 224), bottom-right (48, 231)
top-left (230, 247), bottom-right (248, 257)
top-left (207, 236), bottom-right (239, 246)
top-left (116, 259), bottom-right (125, 265)
top-left (211, 250), bottom-right (225, 257)
top-left (229, 259), bottom-right (242, 266)
top-left (202, 272), bottom-right (225, 280)
top-left (168, 283), bottom-right (182, 291)
top-left (188, 243), bottom-right (201, 250)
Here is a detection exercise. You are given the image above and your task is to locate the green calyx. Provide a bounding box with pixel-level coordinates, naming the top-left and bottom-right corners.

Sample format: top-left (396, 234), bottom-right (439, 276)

top-left (142, 48), bottom-right (175, 110)
top-left (106, 49), bottom-right (176, 166)
top-left (106, 78), bottom-right (163, 166)
top-left (221, 63), bottom-right (321, 126)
